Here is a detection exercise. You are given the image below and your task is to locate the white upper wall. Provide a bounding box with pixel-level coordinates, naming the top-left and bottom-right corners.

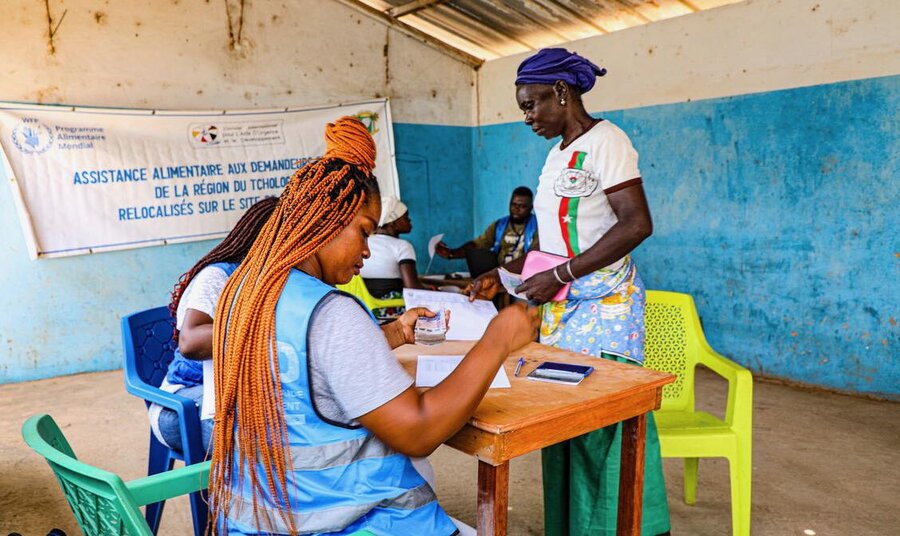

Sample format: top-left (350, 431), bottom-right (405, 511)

top-left (0, 0), bottom-right (475, 126)
top-left (478, 0), bottom-right (900, 125)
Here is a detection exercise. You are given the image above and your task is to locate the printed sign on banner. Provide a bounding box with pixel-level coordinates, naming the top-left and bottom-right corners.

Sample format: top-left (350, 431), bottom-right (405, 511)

top-left (0, 100), bottom-right (399, 259)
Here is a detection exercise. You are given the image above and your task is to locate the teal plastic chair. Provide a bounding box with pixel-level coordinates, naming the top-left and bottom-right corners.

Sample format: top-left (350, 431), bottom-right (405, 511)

top-left (22, 414), bottom-right (210, 536)
top-left (337, 275), bottom-right (404, 312)
top-left (23, 414), bottom-right (377, 535)
top-left (644, 291), bottom-right (753, 536)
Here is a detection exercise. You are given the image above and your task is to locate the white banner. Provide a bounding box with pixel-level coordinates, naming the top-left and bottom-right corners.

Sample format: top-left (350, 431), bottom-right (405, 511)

top-left (0, 99), bottom-right (399, 259)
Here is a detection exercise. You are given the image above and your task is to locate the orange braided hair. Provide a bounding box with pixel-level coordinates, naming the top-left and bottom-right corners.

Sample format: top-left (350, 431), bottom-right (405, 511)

top-left (209, 117), bottom-right (378, 533)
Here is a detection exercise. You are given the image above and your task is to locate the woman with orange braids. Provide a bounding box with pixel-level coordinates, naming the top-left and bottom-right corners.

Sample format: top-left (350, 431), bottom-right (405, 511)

top-left (149, 197), bottom-right (278, 455)
top-left (209, 117), bottom-right (539, 535)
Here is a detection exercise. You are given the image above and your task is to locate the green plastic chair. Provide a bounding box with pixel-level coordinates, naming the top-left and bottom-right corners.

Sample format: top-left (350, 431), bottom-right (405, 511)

top-left (23, 414), bottom-right (377, 536)
top-left (337, 275), bottom-right (404, 312)
top-left (22, 414), bottom-right (210, 536)
top-left (644, 291), bottom-right (753, 536)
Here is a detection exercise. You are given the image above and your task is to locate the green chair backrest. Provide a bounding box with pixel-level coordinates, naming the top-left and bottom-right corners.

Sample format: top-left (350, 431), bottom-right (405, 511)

top-left (644, 290), bottom-right (706, 413)
top-left (23, 414), bottom-right (387, 536)
top-left (22, 414), bottom-right (152, 535)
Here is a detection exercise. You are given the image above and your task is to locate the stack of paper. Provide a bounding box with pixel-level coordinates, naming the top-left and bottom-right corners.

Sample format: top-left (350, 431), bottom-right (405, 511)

top-left (403, 288), bottom-right (497, 340)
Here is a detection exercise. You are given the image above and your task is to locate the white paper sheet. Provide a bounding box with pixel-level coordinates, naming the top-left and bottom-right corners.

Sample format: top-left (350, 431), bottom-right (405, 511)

top-left (427, 233), bottom-right (445, 260)
top-left (425, 233), bottom-right (445, 275)
top-left (403, 288), bottom-right (497, 340)
top-left (415, 354), bottom-right (510, 388)
top-left (200, 359), bottom-right (215, 420)
top-left (497, 267), bottom-right (528, 300)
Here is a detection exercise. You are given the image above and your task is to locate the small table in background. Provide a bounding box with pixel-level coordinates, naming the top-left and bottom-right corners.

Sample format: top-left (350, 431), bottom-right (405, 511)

top-left (419, 275), bottom-right (511, 308)
top-left (394, 340), bottom-right (675, 536)
top-left (419, 274), bottom-right (472, 290)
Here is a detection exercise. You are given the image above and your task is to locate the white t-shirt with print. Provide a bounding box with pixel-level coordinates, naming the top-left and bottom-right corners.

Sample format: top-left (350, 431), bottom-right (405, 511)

top-left (533, 120), bottom-right (641, 271)
top-left (359, 234), bottom-right (417, 279)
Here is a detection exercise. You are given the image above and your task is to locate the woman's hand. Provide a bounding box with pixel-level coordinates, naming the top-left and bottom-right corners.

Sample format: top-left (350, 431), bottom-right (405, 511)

top-left (467, 268), bottom-right (501, 301)
top-left (383, 307), bottom-right (450, 349)
top-left (515, 268), bottom-right (564, 304)
top-left (483, 302), bottom-right (541, 353)
top-left (360, 303), bottom-right (538, 457)
top-left (434, 241), bottom-right (453, 259)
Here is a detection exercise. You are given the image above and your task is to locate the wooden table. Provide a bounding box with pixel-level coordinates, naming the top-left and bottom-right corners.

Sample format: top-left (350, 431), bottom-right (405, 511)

top-left (394, 340), bottom-right (675, 536)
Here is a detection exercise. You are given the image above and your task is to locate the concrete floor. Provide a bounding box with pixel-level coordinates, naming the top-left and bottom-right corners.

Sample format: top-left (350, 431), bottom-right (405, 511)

top-left (1, 368), bottom-right (898, 536)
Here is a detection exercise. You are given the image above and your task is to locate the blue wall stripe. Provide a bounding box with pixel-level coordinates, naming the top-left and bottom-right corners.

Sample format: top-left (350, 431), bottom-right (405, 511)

top-left (1, 77), bottom-right (896, 398)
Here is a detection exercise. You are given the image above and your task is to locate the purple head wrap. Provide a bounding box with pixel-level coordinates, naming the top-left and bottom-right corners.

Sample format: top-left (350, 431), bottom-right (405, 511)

top-left (515, 48), bottom-right (607, 93)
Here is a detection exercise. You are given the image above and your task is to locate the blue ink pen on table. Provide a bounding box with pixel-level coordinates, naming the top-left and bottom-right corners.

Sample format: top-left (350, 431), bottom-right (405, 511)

top-left (514, 357), bottom-right (525, 377)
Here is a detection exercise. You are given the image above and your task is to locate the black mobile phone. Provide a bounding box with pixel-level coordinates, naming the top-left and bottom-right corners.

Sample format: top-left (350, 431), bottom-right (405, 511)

top-left (527, 361), bottom-right (594, 385)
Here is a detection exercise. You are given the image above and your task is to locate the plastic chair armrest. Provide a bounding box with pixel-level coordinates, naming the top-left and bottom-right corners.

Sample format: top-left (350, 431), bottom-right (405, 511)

top-left (124, 381), bottom-right (205, 461)
top-left (697, 346), bottom-right (753, 430)
top-left (127, 460), bottom-right (210, 506)
top-left (126, 384), bottom-right (201, 427)
top-left (124, 376), bottom-right (189, 411)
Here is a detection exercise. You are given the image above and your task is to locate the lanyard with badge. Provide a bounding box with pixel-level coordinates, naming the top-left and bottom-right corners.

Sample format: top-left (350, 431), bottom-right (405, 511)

top-left (503, 224), bottom-right (525, 264)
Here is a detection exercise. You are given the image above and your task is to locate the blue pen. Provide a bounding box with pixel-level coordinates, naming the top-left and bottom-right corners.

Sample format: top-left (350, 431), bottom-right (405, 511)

top-left (514, 357), bottom-right (525, 377)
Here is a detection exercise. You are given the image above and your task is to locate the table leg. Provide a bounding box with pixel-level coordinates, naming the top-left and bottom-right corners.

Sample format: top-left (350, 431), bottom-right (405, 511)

top-left (617, 413), bottom-right (647, 536)
top-left (477, 460), bottom-right (509, 536)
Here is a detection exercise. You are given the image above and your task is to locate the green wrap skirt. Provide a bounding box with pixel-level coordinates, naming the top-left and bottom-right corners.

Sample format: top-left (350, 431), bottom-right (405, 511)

top-left (542, 354), bottom-right (671, 536)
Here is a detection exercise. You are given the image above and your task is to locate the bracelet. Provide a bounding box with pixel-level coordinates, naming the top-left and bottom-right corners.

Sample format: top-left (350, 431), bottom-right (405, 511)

top-left (553, 265), bottom-right (567, 285)
top-left (565, 261), bottom-right (577, 281)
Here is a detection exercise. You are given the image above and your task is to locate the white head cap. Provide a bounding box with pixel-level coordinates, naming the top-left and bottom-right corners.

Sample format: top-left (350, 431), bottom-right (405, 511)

top-left (378, 195), bottom-right (408, 227)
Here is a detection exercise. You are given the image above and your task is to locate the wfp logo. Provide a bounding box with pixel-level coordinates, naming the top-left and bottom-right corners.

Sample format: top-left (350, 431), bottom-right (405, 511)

top-left (354, 111), bottom-right (379, 134)
top-left (11, 120), bottom-right (53, 155)
top-left (190, 125), bottom-right (220, 145)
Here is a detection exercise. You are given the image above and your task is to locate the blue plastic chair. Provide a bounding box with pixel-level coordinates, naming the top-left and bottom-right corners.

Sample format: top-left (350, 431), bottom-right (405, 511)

top-left (122, 306), bottom-right (207, 536)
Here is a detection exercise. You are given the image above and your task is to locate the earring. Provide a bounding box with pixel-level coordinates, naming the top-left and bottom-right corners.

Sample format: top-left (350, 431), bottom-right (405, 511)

top-left (560, 99), bottom-right (566, 106)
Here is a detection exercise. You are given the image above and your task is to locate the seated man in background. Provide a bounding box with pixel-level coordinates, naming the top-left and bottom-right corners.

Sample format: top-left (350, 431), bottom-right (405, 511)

top-left (360, 196), bottom-right (425, 316)
top-left (436, 186), bottom-right (539, 266)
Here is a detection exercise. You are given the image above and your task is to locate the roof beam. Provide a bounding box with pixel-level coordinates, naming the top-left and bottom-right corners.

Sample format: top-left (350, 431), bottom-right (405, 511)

top-left (552, 1), bottom-right (610, 35)
top-left (388, 0), bottom-right (449, 18)
top-left (338, 0), bottom-right (483, 67)
top-left (610, 0), bottom-right (652, 23)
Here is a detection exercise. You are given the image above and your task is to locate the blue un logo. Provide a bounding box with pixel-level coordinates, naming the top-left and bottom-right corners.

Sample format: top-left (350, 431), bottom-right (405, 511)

top-left (11, 119), bottom-right (53, 155)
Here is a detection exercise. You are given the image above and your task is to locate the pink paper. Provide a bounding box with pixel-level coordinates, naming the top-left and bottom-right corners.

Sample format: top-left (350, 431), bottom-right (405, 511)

top-left (521, 250), bottom-right (571, 302)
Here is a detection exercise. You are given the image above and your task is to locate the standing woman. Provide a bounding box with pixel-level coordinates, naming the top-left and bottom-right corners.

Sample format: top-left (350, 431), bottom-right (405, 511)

top-left (209, 117), bottom-right (537, 535)
top-left (471, 48), bottom-right (670, 535)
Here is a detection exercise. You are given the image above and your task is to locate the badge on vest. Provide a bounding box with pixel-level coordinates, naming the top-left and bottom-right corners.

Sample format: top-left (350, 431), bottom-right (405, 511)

top-left (554, 167), bottom-right (598, 198)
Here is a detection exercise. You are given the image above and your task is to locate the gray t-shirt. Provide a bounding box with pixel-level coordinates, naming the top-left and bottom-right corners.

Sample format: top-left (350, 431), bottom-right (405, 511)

top-left (308, 293), bottom-right (413, 425)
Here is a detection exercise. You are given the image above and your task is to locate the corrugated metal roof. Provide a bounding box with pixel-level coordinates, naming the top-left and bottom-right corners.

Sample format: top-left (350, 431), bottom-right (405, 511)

top-left (356, 0), bottom-right (742, 60)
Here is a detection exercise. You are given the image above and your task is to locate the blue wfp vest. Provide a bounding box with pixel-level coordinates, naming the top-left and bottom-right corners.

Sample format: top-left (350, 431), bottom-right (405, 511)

top-left (491, 214), bottom-right (537, 255)
top-left (165, 262), bottom-right (239, 388)
top-left (225, 269), bottom-right (457, 536)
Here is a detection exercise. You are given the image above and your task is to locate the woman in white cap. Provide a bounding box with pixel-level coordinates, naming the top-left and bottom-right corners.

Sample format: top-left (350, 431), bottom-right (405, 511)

top-left (359, 195), bottom-right (425, 317)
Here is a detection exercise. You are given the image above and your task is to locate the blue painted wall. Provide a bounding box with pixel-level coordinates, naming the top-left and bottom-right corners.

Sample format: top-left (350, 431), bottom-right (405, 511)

top-left (473, 75), bottom-right (899, 398)
top-left (393, 123), bottom-right (473, 275)
top-left (0, 122), bottom-right (472, 383)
